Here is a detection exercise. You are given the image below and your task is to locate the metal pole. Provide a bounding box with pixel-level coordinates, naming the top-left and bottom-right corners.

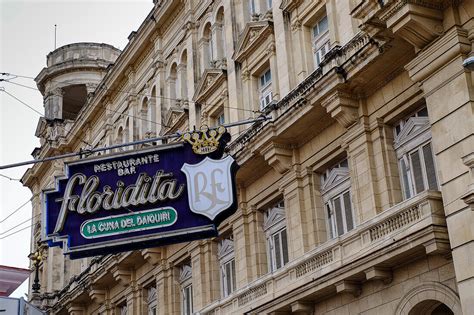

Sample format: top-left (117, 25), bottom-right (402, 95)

top-left (54, 24), bottom-right (57, 49)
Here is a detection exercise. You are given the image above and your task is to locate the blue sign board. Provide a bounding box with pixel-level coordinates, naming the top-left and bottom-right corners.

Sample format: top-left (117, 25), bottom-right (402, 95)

top-left (43, 129), bottom-right (238, 258)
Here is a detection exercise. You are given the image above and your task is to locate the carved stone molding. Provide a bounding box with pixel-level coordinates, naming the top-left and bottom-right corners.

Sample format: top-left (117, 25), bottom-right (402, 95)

top-left (67, 304), bottom-right (86, 315)
top-left (380, 1), bottom-right (443, 50)
top-left (260, 142), bottom-right (293, 174)
top-left (320, 89), bottom-right (359, 128)
top-left (291, 301), bottom-right (313, 314)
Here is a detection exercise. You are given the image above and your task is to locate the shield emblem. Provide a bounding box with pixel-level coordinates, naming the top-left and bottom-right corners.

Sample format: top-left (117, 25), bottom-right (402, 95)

top-left (181, 155), bottom-right (235, 220)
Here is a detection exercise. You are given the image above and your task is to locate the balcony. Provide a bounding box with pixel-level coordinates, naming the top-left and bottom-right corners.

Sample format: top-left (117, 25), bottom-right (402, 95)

top-left (198, 190), bottom-right (448, 314)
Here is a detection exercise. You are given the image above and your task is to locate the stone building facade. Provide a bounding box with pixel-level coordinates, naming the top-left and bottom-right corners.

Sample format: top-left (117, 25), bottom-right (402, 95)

top-left (21, 0), bottom-right (474, 314)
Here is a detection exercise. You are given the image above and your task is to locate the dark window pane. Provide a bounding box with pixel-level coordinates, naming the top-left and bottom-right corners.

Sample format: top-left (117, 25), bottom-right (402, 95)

top-left (319, 16), bottom-right (328, 33)
top-left (281, 229), bottom-right (289, 265)
top-left (274, 233), bottom-right (281, 269)
top-left (225, 262), bottom-right (232, 295)
top-left (410, 151), bottom-right (425, 194)
top-left (417, 107), bottom-right (428, 117)
top-left (343, 192), bottom-right (354, 231)
top-left (231, 259), bottom-right (236, 292)
top-left (333, 197), bottom-right (344, 236)
top-left (422, 143), bottom-right (438, 190)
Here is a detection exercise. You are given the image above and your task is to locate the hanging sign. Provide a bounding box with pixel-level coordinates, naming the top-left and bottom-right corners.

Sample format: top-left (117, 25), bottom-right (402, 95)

top-left (43, 127), bottom-right (238, 258)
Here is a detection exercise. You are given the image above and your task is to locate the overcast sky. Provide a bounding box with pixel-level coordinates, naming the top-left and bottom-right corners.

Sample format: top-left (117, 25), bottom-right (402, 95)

top-left (0, 0), bottom-right (153, 298)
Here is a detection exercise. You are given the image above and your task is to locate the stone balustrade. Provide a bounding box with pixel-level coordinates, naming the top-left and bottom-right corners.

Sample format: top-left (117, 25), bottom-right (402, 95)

top-left (198, 190), bottom-right (445, 314)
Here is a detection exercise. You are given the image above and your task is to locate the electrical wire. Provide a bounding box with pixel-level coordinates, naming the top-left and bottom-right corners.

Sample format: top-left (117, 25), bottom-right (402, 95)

top-left (0, 214), bottom-right (39, 236)
top-left (0, 195), bottom-right (35, 224)
top-left (0, 224), bottom-right (33, 240)
top-left (2, 72), bottom-right (262, 114)
top-left (0, 173), bottom-right (21, 181)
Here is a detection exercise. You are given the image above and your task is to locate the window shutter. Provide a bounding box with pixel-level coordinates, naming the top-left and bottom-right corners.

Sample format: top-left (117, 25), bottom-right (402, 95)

top-left (410, 151), bottom-right (425, 194)
top-left (281, 229), bottom-right (289, 265)
top-left (333, 197), bottom-right (344, 236)
top-left (422, 142), bottom-right (438, 190)
top-left (326, 203), bottom-right (334, 239)
top-left (343, 191), bottom-right (354, 231)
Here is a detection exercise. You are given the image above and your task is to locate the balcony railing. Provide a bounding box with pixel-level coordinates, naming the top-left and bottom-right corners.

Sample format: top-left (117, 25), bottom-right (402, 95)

top-left (198, 190), bottom-right (445, 314)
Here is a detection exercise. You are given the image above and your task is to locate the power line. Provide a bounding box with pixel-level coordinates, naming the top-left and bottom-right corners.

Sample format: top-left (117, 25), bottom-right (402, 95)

top-left (0, 224), bottom-right (33, 240)
top-left (1, 88), bottom-right (93, 147)
top-left (2, 72), bottom-right (262, 114)
top-left (0, 214), bottom-right (39, 236)
top-left (0, 195), bottom-right (35, 224)
top-left (0, 173), bottom-right (21, 181)
top-left (0, 115), bottom-right (271, 171)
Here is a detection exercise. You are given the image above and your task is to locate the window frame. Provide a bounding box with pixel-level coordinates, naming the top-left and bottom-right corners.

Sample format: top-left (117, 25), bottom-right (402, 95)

top-left (263, 200), bottom-right (289, 272)
top-left (218, 237), bottom-right (237, 298)
top-left (394, 107), bottom-right (438, 200)
top-left (179, 264), bottom-right (193, 315)
top-left (311, 15), bottom-right (330, 68)
top-left (321, 159), bottom-right (355, 239)
top-left (147, 286), bottom-right (157, 315)
top-left (259, 69), bottom-right (273, 110)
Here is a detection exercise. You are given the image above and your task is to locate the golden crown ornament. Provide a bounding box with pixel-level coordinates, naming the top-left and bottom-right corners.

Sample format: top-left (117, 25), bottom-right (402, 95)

top-left (182, 125), bottom-right (227, 155)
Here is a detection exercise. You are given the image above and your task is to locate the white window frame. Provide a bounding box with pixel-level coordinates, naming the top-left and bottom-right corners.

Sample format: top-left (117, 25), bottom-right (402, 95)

top-left (259, 69), bottom-right (273, 110)
top-left (217, 111), bottom-right (225, 126)
top-left (263, 200), bottom-right (289, 272)
top-left (312, 15), bottom-right (330, 68)
top-left (179, 264), bottom-right (193, 315)
top-left (394, 107), bottom-right (438, 200)
top-left (321, 159), bottom-right (355, 239)
top-left (218, 237), bottom-right (237, 297)
top-left (147, 286), bottom-right (157, 315)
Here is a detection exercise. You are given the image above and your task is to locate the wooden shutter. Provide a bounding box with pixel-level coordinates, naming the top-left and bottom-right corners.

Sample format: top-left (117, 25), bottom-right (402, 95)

top-left (422, 142), bottom-right (438, 190)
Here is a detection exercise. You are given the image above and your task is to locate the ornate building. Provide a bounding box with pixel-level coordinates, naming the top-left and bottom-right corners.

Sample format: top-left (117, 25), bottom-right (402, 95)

top-left (22, 0), bottom-right (474, 314)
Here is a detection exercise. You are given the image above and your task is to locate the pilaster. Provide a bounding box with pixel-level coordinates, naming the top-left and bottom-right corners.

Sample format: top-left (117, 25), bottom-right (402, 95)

top-left (405, 25), bottom-right (474, 314)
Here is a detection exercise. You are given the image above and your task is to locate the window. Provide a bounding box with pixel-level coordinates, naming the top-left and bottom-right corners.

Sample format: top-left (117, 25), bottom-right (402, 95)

top-left (179, 264), bottom-right (193, 315)
top-left (147, 286), bottom-right (157, 315)
top-left (394, 107), bottom-right (438, 200)
top-left (321, 159), bottom-right (355, 238)
top-left (217, 111), bottom-right (225, 126)
top-left (267, 0), bottom-right (272, 10)
top-left (218, 237), bottom-right (236, 297)
top-left (264, 200), bottom-right (289, 271)
top-left (259, 69), bottom-right (273, 110)
top-left (249, 0), bottom-right (256, 15)
top-left (119, 304), bottom-right (128, 315)
top-left (312, 15), bottom-right (330, 68)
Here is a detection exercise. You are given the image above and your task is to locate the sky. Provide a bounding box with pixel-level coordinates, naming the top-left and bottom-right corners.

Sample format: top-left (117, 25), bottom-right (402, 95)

top-left (0, 0), bottom-right (153, 298)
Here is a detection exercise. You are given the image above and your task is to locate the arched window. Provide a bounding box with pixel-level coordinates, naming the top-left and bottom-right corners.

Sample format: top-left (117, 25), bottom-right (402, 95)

top-left (200, 22), bottom-right (212, 70)
top-left (141, 97), bottom-right (149, 138)
top-left (214, 7), bottom-right (225, 62)
top-left (168, 63), bottom-right (178, 108)
top-left (178, 50), bottom-right (188, 101)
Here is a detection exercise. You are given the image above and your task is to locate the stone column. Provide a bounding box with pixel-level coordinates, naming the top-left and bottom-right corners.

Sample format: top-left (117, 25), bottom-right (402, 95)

top-left (405, 26), bottom-right (474, 314)
top-left (291, 19), bottom-right (310, 82)
top-left (198, 38), bottom-right (210, 73)
top-left (241, 68), bottom-right (252, 116)
top-left (45, 87), bottom-right (64, 120)
top-left (177, 64), bottom-right (187, 100)
top-left (267, 41), bottom-right (280, 101)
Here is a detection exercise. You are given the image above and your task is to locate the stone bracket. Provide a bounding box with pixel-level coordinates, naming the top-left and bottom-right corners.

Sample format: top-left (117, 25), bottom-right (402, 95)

top-left (291, 301), bottom-right (313, 314)
top-left (67, 304), bottom-right (86, 315)
top-left (461, 153), bottom-right (474, 210)
top-left (89, 287), bottom-right (106, 303)
top-left (381, 2), bottom-right (443, 51)
top-left (141, 248), bottom-right (164, 266)
top-left (260, 142), bottom-right (293, 174)
top-left (111, 266), bottom-right (132, 285)
top-left (423, 239), bottom-right (451, 255)
top-left (320, 89), bottom-right (359, 128)
top-left (364, 266), bottom-right (392, 284)
top-left (335, 280), bottom-right (361, 297)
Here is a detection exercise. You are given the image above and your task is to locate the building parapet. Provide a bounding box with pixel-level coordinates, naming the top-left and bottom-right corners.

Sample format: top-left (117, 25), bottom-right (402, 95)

top-left (198, 190), bottom-right (447, 314)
